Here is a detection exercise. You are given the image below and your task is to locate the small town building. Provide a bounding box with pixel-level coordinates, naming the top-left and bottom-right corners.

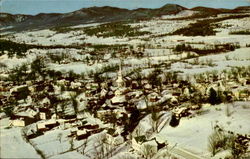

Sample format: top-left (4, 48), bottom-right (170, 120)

top-left (76, 130), bottom-right (89, 140)
top-left (39, 107), bottom-right (51, 120)
top-left (10, 108), bottom-right (39, 127)
top-left (111, 61), bottom-right (128, 104)
top-left (44, 119), bottom-right (59, 130)
top-left (37, 122), bottom-right (47, 132)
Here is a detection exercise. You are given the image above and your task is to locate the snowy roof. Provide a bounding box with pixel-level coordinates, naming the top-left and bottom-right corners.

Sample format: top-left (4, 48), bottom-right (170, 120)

top-left (15, 108), bottom-right (38, 118)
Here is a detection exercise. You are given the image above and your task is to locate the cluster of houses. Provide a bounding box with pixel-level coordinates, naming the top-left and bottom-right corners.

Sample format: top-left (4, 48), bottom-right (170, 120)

top-left (0, 53), bottom-right (249, 143)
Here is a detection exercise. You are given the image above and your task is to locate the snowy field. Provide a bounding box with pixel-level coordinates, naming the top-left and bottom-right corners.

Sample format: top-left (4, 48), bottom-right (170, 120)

top-left (0, 118), bottom-right (40, 158)
top-left (159, 102), bottom-right (250, 158)
top-left (0, 8), bottom-right (250, 159)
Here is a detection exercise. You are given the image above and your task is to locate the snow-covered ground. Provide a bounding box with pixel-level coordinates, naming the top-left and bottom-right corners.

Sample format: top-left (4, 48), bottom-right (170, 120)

top-left (132, 101), bottom-right (250, 158)
top-left (131, 19), bottom-right (192, 35)
top-left (159, 102), bottom-right (250, 158)
top-left (171, 47), bottom-right (250, 75)
top-left (0, 118), bottom-right (40, 158)
top-left (2, 13), bottom-right (250, 48)
top-left (161, 10), bottom-right (199, 19)
top-left (216, 16), bottom-right (250, 35)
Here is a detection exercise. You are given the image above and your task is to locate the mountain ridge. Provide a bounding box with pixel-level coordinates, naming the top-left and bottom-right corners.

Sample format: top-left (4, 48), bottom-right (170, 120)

top-left (0, 4), bottom-right (249, 31)
top-left (0, 4), bottom-right (185, 30)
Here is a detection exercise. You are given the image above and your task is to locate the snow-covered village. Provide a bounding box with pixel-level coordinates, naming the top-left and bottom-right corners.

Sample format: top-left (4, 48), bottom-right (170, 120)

top-left (0, 1), bottom-right (250, 159)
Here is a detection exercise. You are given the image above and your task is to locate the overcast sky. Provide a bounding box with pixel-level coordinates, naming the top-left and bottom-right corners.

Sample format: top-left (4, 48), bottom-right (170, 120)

top-left (1, 0), bottom-right (250, 15)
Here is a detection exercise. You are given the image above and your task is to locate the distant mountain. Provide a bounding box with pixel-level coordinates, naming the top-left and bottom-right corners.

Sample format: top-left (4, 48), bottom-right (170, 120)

top-left (1, 4), bottom-right (248, 32)
top-left (191, 6), bottom-right (224, 14)
top-left (191, 6), bottom-right (250, 15)
top-left (156, 4), bottom-right (187, 15)
top-left (233, 6), bottom-right (250, 12)
top-left (0, 4), bottom-right (186, 31)
top-left (0, 13), bottom-right (31, 26)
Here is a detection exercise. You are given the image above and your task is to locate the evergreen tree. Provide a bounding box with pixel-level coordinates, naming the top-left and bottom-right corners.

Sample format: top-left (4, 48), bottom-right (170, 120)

top-left (209, 88), bottom-right (218, 105)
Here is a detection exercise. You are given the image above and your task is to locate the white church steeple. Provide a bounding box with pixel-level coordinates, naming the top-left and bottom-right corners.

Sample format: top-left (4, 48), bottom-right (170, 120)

top-left (116, 60), bottom-right (124, 88)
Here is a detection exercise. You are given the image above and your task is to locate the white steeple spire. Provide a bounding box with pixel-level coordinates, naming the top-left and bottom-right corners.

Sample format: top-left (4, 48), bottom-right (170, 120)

top-left (116, 59), bottom-right (124, 88)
